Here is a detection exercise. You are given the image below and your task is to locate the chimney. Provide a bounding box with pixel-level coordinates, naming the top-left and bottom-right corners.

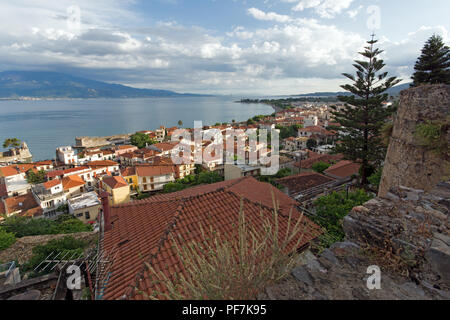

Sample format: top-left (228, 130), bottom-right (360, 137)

top-left (100, 192), bottom-right (112, 232)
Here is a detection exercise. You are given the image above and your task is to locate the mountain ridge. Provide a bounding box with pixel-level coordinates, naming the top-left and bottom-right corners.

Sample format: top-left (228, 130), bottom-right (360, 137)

top-left (0, 71), bottom-right (208, 99)
top-left (292, 82), bottom-right (411, 97)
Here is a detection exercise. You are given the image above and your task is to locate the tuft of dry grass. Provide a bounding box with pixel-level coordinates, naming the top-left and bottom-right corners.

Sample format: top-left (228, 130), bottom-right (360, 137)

top-left (141, 193), bottom-right (307, 300)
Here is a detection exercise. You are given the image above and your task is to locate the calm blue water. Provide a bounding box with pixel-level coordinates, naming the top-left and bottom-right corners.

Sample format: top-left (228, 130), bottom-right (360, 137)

top-left (0, 97), bottom-right (272, 161)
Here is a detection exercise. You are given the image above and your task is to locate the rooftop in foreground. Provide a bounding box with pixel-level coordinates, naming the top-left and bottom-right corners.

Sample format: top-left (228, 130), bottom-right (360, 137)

top-left (101, 176), bottom-right (322, 300)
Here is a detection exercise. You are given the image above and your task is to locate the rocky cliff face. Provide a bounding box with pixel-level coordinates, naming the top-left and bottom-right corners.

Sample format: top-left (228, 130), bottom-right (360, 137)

top-left (379, 84), bottom-right (450, 197)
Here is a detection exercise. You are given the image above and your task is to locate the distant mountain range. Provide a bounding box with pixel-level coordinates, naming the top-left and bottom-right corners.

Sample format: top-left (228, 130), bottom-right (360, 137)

top-left (293, 82), bottom-right (411, 98)
top-left (0, 71), bottom-right (206, 99)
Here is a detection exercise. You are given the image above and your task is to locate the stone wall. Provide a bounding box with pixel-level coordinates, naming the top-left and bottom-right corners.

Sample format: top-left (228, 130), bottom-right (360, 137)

top-left (379, 84), bottom-right (450, 197)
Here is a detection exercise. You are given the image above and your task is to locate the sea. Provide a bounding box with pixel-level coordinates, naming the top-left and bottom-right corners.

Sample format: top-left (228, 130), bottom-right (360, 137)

top-left (0, 96), bottom-right (273, 161)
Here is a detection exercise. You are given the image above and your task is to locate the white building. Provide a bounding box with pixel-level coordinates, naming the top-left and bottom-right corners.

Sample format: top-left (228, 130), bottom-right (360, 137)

top-left (0, 166), bottom-right (31, 197)
top-left (56, 146), bottom-right (78, 165)
top-left (303, 116), bottom-right (319, 128)
top-left (31, 180), bottom-right (67, 218)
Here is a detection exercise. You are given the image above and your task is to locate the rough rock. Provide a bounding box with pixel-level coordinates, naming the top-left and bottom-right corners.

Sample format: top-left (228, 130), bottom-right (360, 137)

top-left (379, 84), bottom-right (450, 197)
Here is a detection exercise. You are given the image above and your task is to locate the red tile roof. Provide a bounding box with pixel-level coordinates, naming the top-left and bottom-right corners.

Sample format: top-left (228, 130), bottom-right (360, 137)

top-left (121, 167), bottom-right (136, 177)
top-left (43, 179), bottom-right (62, 190)
top-left (324, 160), bottom-right (361, 179)
top-left (102, 177), bottom-right (322, 300)
top-left (63, 166), bottom-right (90, 175)
top-left (87, 160), bottom-right (119, 168)
top-left (62, 175), bottom-right (85, 190)
top-left (4, 193), bottom-right (42, 217)
top-left (103, 176), bottom-right (129, 189)
top-left (276, 172), bottom-right (335, 194)
top-left (46, 170), bottom-right (65, 179)
top-left (135, 165), bottom-right (175, 177)
top-left (0, 166), bottom-right (20, 177)
top-left (294, 152), bottom-right (344, 169)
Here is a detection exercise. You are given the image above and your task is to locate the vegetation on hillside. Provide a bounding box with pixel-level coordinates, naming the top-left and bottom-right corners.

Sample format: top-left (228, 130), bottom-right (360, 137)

top-left (1, 215), bottom-right (92, 238)
top-left (311, 189), bottom-right (373, 251)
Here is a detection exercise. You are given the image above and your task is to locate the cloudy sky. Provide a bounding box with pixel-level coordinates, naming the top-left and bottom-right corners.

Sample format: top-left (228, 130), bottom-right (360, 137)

top-left (0, 0), bottom-right (449, 95)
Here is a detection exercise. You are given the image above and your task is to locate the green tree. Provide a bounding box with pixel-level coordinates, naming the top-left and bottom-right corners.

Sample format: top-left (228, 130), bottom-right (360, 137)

top-left (197, 171), bottom-right (223, 184)
top-left (130, 132), bottom-right (156, 149)
top-left (306, 138), bottom-right (317, 150)
top-left (178, 120), bottom-right (183, 127)
top-left (163, 182), bottom-right (187, 194)
top-left (411, 34), bottom-right (450, 86)
top-left (3, 138), bottom-right (21, 149)
top-left (312, 161), bottom-right (331, 174)
top-left (331, 35), bottom-right (400, 187)
top-left (26, 170), bottom-right (46, 185)
top-left (0, 227), bottom-right (16, 251)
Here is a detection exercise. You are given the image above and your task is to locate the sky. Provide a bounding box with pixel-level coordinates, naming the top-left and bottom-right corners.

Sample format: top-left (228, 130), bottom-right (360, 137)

top-left (0, 0), bottom-right (448, 95)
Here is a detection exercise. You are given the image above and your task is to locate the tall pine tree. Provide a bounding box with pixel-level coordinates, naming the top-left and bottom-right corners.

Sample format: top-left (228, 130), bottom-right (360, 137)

top-left (412, 34), bottom-right (450, 86)
top-left (331, 35), bottom-right (400, 187)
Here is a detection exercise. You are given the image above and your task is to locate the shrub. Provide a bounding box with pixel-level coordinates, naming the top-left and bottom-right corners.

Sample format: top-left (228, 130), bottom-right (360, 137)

top-left (142, 197), bottom-right (306, 300)
top-left (23, 236), bottom-right (88, 273)
top-left (414, 119), bottom-right (449, 160)
top-left (311, 189), bottom-right (372, 250)
top-left (2, 215), bottom-right (91, 238)
top-left (312, 161), bottom-right (331, 174)
top-left (0, 228), bottom-right (16, 251)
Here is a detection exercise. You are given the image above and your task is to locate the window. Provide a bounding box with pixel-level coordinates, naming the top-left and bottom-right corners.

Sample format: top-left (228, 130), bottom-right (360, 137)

top-left (85, 212), bottom-right (91, 220)
top-left (143, 177), bottom-right (147, 183)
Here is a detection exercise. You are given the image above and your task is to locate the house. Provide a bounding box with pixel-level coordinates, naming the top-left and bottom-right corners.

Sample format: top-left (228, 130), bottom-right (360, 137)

top-left (294, 151), bottom-right (344, 173)
top-left (0, 166), bottom-right (31, 197)
top-left (135, 165), bottom-right (175, 192)
top-left (224, 164), bottom-right (262, 181)
top-left (283, 137), bottom-right (308, 152)
top-left (68, 192), bottom-right (101, 224)
top-left (276, 172), bottom-right (336, 197)
top-left (34, 160), bottom-right (54, 171)
top-left (100, 176), bottom-right (130, 206)
top-left (100, 176), bottom-right (322, 300)
top-left (56, 146), bottom-right (78, 165)
top-left (303, 115), bottom-right (319, 128)
top-left (324, 160), bottom-right (361, 180)
top-left (151, 156), bottom-right (195, 180)
top-left (155, 126), bottom-right (166, 142)
top-left (62, 175), bottom-right (86, 199)
top-left (114, 145), bottom-right (138, 158)
top-left (0, 193), bottom-right (42, 219)
top-left (31, 180), bottom-right (67, 218)
top-left (87, 161), bottom-right (120, 176)
top-left (121, 167), bottom-right (138, 193)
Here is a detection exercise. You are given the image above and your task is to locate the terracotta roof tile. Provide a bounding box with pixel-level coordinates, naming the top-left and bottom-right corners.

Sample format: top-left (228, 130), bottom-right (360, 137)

top-left (135, 165), bottom-right (175, 177)
top-left (62, 175), bottom-right (85, 190)
top-left (121, 167), bottom-right (136, 177)
top-left (103, 176), bottom-right (129, 189)
top-left (276, 172), bottom-right (335, 194)
top-left (43, 179), bottom-right (62, 190)
top-left (324, 160), bottom-right (360, 179)
top-left (102, 177), bottom-right (322, 300)
top-left (4, 193), bottom-right (42, 217)
top-left (87, 160), bottom-right (119, 168)
top-left (0, 166), bottom-right (20, 177)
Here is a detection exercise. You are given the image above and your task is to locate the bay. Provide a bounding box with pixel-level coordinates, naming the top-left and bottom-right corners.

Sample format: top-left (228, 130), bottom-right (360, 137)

top-left (0, 96), bottom-right (272, 161)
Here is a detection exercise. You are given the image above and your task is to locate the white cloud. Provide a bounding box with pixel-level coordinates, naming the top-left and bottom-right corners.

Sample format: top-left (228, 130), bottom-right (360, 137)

top-left (247, 8), bottom-right (292, 23)
top-left (292, 0), bottom-right (354, 18)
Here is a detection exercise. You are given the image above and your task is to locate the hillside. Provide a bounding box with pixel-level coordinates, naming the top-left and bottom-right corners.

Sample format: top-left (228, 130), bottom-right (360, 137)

top-left (0, 71), bottom-right (204, 99)
top-left (293, 83), bottom-right (411, 98)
